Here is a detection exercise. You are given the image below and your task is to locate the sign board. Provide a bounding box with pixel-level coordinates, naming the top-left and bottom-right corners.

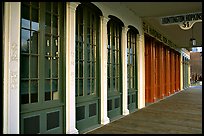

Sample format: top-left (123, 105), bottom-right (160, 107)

top-left (161, 12), bottom-right (202, 30)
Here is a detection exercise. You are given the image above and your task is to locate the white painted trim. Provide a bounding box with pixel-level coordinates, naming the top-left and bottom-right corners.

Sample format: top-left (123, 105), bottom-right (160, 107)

top-left (121, 26), bottom-right (129, 115)
top-left (3, 2), bottom-right (21, 134)
top-left (137, 34), bottom-right (146, 109)
top-left (65, 2), bottom-right (80, 134)
top-left (180, 55), bottom-right (183, 90)
top-left (99, 16), bottom-right (110, 125)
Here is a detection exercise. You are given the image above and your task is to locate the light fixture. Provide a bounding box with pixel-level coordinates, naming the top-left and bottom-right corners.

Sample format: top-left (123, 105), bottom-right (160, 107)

top-left (190, 26), bottom-right (196, 46)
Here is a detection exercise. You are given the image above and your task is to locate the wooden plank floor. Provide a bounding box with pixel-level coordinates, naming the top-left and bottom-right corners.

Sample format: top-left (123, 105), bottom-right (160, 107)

top-left (87, 85), bottom-right (202, 134)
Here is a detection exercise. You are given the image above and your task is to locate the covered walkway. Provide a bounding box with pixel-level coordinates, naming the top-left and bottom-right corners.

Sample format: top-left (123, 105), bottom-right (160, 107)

top-left (88, 85), bottom-right (202, 134)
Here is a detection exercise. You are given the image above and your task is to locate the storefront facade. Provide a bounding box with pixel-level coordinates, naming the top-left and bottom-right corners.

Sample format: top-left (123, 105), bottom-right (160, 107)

top-left (3, 2), bottom-right (190, 134)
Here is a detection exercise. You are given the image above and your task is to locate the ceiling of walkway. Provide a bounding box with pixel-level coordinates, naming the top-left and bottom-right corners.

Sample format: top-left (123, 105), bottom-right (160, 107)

top-left (104, 2), bottom-right (202, 51)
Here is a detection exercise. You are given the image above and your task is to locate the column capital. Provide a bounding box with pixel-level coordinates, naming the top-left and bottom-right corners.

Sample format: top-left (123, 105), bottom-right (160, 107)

top-left (122, 26), bottom-right (129, 34)
top-left (100, 16), bottom-right (110, 25)
top-left (66, 2), bottom-right (80, 11)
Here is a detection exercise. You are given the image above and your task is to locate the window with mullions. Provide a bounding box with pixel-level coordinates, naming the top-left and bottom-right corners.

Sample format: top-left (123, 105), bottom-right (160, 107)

top-left (20, 2), bottom-right (62, 104)
top-left (127, 29), bottom-right (137, 90)
top-left (107, 18), bottom-right (122, 93)
top-left (75, 4), bottom-right (100, 97)
top-left (20, 2), bottom-right (40, 104)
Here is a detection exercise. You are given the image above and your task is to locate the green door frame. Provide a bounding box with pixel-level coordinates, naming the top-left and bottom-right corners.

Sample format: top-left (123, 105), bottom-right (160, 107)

top-left (107, 17), bottom-right (123, 120)
top-left (127, 28), bottom-right (138, 113)
top-left (75, 3), bottom-right (102, 133)
top-left (20, 2), bottom-right (65, 134)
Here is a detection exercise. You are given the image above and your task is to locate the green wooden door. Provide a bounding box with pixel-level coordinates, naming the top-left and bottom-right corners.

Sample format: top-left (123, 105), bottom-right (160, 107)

top-left (20, 2), bottom-right (65, 134)
top-left (75, 4), bottom-right (102, 133)
top-left (127, 28), bottom-right (138, 113)
top-left (107, 17), bottom-right (123, 120)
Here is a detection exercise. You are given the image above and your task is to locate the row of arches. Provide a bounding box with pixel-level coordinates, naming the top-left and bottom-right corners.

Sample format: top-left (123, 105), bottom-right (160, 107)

top-left (75, 3), bottom-right (140, 133)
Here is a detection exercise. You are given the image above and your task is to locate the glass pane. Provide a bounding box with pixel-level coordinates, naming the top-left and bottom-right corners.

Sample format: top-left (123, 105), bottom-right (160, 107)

top-left (79, 61), bottom-right (83, 77)
top-left (113, 51), bottom-right (115, 64)
top-left (130, 54), bottom-right (133, 64)
top-left (127, 54), bottom-right (129, 64)
top-left (21, 29), bottom-right (30, 53)
top-left (75, 79), bottom-right (78, 96)
top-left (108, 49), bottom-right (110, 63)
top-left (20, 80), bottom-right (29, 104)
top-left (87, 29), bottom-right (90, 44)
top-left (107, 78), bottom-right (110, 89)
top-left (75, 42), bottom-right (78, 60)
top-left (127, 65), bottom-right (130, 78)
top-left (30, 80), bottom-right (38, 103)
top-left (45, 79), bottom-right (51, 101)
top-left (87, 44), bottom-right (91, 61)
top-left (45, 13), bottom-right (51, 34)
top-left (45, 56), bottom-right (51, 78)
top-left (75, 61), bottom-right (78, 77)
top-left (30, 56), bottom-right (38, 78)
top-left (112, 37), bottom-right (115, 50)
top-left (22, 18), bottom-right (30, 30)
top-left (87, 63), bottom-right (91, 77)
top-left (92, 46), bottom-right (96, 61)
top-left (46, 2), bottom-right (51, 12)
top-left (92, 62), bottom-right (95, 78)
top-left (52, 80), bottom-right (58, 100)
top-left (31, 8), bottom-right (39, 31)
top-left (133, 55), bottom-right (135, 65)
top-left (107, 64), bottom-right (109, 76)
top-left (79, 25), bottom-right (83, 42)
top-left (113, 78), bottom-right (115, 89)
top-left (113, 64), bottom-right (115, 77)
top-left (87, 79), bottom-right (90, 95)
top-left (115, 51), bottom-right (118, 64)
top-left (116, 64), bottom-right (119, 77)
top-left (21, 6), bottom-right (30, 29)
top-left (79, 79), bottom-right (83, 96)
top-left (53, 15), bottom-right (58, 35)
top-left (30, 31), bottom-right (38, 54)
top-left (92, 29), bottom-right (96, 45)
top-left (32, 2), bottom-right (39, 8)
top-left (52, 58), bottom-right (58, 78)
top-left (53, 3), bottom-right (58, 13)
top-left (79, 43), bottom-right (83, 60)
top-left (127, 77), bottom-right (129, 89)
top-left (20, 55), bottom-right (29, 78)
top-left (92, 79), bottom-right (95, 94)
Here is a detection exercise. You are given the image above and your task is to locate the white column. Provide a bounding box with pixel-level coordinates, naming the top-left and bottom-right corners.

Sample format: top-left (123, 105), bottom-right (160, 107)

top-left (137, 34), bottom-right (146, 109)
top-left (188, 60), bottom-right (191, 86)
top-left (121, 26), bottom-right (129, 115)
top-left (180, 55), bottom-right (183, 90)
top-left (65, 2), bottom-right (80, 134)
top-left (3, 2), bottom-right (21, 134)
top-left (99, 16), bottom-right (110, 125)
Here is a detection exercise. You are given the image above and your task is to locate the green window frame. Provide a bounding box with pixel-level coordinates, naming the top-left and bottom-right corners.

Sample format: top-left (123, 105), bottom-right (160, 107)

top-left (20, 2), bottom-right (64, 105)
top-left (20, 2), bottom-right (65, 134)
top-left (127, 28), bottom-right (137, 91)
top-left (75, 4), bottom-right (101, 99)
top-left (107, 18), bottom-right (122, 94)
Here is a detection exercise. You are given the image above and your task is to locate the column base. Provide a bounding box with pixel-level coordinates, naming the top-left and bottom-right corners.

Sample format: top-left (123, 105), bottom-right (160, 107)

top-left (122, 109), bottom-right (129, 116)
top-left (66, 128), bottom-right (79, 134)
top-left (101, 117), bottom-right (110, 125)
